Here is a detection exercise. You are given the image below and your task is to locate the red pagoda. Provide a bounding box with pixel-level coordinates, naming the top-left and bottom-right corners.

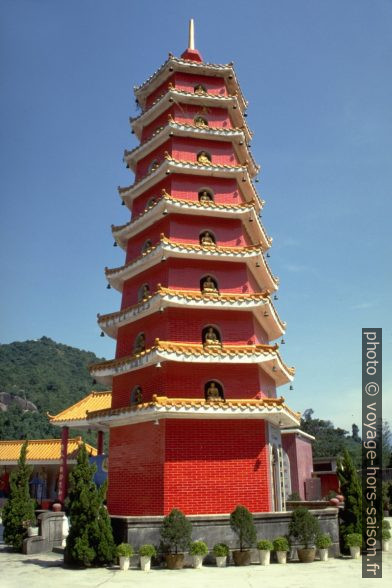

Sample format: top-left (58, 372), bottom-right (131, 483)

top-left (88, 21), bottom-right (304, 519)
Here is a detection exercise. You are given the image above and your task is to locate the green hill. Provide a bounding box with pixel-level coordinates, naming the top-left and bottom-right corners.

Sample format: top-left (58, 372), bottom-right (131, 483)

top-left (0, 337), bottom-right (106, 442)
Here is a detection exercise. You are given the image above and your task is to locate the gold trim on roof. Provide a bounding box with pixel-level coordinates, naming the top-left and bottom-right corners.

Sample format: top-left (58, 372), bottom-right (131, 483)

top-left (87, 394), bottom-right (300, 423)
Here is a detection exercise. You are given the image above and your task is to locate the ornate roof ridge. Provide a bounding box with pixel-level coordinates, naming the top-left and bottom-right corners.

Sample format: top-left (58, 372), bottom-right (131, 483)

top-left (98, 287), bottom-right (270, 322)
top-left (86, 395), bottom-right (300, 423)
top-left (130, 86), bottom-right (238, 124)
top-left (90, 340), bottom-right (280, 372)
top-left (111, 192), bottom-right (253, 233)
top-left (105, 236), bottom-right (264, 277)
top-left (125, 120), bottom-right (246, 157)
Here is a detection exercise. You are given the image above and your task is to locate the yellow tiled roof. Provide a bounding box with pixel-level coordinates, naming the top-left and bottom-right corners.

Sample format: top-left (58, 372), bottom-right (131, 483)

top-left (48, 391), bottom-right (112, 423)
top-left (87, 394), bottom-right (300, 423)
top-left (0, 437), bottom-right (97, 462)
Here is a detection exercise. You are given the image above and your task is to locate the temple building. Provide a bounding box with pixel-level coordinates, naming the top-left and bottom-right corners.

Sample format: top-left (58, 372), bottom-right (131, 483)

top-left (49, 21), bottom-right (316, 520)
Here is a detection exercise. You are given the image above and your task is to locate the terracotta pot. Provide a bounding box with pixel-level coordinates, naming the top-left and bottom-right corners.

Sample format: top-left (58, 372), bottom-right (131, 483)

top-left (335, 494), bottom-right (344, 503)
top-left (52, 503), bottom-right (62, 512)
top-left (232, 550), bottom-right (251, 566)
top-left (165, 553), bottom-right (184, 569)
top-left (329, 498), bottom-right (340, 507)
top-left (297, 547), bottom-right (316, 563)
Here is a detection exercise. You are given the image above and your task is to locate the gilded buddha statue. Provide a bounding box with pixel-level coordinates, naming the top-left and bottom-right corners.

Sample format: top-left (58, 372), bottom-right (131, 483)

top-left (200, 231), bottom-right (215, 247)
top-left (204, 327), bottom-right (221, 347)
top-left (206, 381), bottom-right (221, 400)
top-left (197, 151), bottom-right (211, 165)
top-left (201, 275), bottom-right (218, 294)
top-left (199, 190), bottom-right (213, 203)
top-left (134, 333), bottom-right (146, 354)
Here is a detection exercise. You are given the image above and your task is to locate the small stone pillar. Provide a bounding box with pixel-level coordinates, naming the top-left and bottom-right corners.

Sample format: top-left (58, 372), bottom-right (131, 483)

top-left (97, 430), bottom-right (104, 456)
top-left (57, 426), bottom-right (69, 503)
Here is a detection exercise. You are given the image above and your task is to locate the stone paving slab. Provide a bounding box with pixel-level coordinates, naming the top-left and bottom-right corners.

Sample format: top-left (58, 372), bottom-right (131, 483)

top-left (0, 545), bottom-right (391, 588)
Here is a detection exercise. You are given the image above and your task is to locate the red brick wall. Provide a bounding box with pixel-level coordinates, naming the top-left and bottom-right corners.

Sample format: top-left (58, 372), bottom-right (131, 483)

top-left (111, 365), bottom-right (166, 408)
top-left (120, 263), bottom-right (168, 309)
top-left (144, 74), bottom-right (175, 109)
top-left (173, 72), bottom-right (227, 96)
top-left (173, 103), bottom-right (232, 129)
top-left (108, 422), bottom-right (165, 515)
top-left (318, 473), bottom-right (340, 498)
top-left (164, 419), bottom-right (271, 514)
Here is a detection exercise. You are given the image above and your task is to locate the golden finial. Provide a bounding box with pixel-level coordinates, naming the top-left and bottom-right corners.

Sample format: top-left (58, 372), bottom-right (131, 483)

top-left (188, 18), bottom-right (195, 50)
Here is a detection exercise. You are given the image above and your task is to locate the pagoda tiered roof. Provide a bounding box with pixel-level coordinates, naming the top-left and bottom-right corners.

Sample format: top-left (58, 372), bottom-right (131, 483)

top-left (105, 236), bottom-right (278, 292)
top-left (134, 56), bottom-right (248, 111)
top-left (118, 156), bottom-right (260, 208)
top-left (130, 87), bottom-right (252, 141)
top-left (85, 394), bottom-right (300, 429)
top-left (98, 286), bottom-right (285, 341)
top-left (124, 120), bottom-right (259, 176)
top-left (112, 192), bottom-right (270, 250)
top-left (89, 340), bottom-right (294, 387)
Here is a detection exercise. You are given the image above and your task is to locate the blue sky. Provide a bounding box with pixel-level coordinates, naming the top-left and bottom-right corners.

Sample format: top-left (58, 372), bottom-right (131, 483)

top-left (1, 0), bottom-right (391, 431)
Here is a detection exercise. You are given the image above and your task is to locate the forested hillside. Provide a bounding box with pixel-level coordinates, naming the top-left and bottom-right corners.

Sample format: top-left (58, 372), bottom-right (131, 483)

top-left (0, 337), bottom-right (106, 442)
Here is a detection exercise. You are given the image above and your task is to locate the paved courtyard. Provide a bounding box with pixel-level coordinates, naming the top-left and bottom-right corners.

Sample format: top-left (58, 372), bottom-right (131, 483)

top-left (0, 544), bottom-right (391, 588)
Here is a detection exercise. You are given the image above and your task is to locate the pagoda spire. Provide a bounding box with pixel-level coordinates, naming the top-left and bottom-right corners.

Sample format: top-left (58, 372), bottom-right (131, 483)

top-left (181, 18), bottom-right (203, 62)
top-left (188, 18), bottom-right (195, 50)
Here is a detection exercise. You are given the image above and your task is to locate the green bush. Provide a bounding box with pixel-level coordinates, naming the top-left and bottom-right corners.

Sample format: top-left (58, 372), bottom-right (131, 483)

top-left (230, 505), bottom-right (257, 551)
top-left (139, 544), bottom-right (156, 557)
top-left (116, 543), bottom-right (133, 557)
top-left (64, 444), bottom-right (116, 566)
top-left (382, 519), bottom-right (391, 530)
top-left (337, 450), bottom-right (362, 550)
top-left (256, 539), bottom-right (273, 551)
top-left (2, 442), bottom-right (36, 551)
top-left (212, 543), bottom-right (229, 557)
top-left (382, 529), bottom-right (391, 541)
top-left (273, 537), bottom-right (289, 552)
top-left (316, 533), bottom-right (332, 549)
top-left (160, 508), bottom-right (192, 554)
top-left (345, 533), bottom-right (362, 548)
top-left (189, 540), bottom-right (208, 556)
top-left (289, 507), bottom-right (321, 548)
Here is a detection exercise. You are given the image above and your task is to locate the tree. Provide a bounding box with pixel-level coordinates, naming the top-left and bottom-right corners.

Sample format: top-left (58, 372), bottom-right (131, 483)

top-left (229, 505), bottom-right (257, 551)
top-left (64, 443), bottom-right (115, 566)
top-left (160, 508), bottom-right (192, 554)
top-left (2, 441), bottom-right (36, 551)
top-left (337, 449), bottom-right (362, 549)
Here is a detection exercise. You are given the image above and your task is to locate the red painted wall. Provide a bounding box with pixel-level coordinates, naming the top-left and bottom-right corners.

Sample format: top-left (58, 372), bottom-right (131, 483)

top-left (164, 419), bottom-right (271, 515)
top-left (173, 72), bottom-right (228, 96)
top-left (281, 433), bottom-right (313, 500)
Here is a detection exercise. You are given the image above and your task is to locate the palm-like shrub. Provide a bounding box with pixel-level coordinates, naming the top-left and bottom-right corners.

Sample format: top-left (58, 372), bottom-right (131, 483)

top-left (230, 505), bottom-right (257, 551)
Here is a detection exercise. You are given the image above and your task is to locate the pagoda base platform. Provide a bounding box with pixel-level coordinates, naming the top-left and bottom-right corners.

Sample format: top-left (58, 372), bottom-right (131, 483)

top-left (110, 508), bottom-right (340, 559)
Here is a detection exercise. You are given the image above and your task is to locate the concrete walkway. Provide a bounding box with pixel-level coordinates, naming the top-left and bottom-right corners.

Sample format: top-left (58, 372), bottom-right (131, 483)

top-left (0, 545), bottom-right (391, 588)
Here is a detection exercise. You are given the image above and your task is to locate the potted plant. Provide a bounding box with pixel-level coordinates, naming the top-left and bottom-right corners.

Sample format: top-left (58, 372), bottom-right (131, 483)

top-left (273, 536), bottom-right (289, 564)
top-left (139, 544), bottom-right (156, 571)
top-left (289, 507), bottom-right (320, 562)
top-left (189, 540), bottom-right (208, 568)
top-left (116, 543), bottom-right (133, 571)
top-left (382, 528), bottom-right (391, 551)
top-left (316, 533), bottom-right (332, 561)
top-left (256, 539), bottom-right (273, 565)
top-left (346, 533), bottom-right (362, 559)
top-left (230, 505), bottom-right (257, 566)
top-left (212, 543), bottom-right (229, 567)
top-left (160, 508), bottom-right (192, 569)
